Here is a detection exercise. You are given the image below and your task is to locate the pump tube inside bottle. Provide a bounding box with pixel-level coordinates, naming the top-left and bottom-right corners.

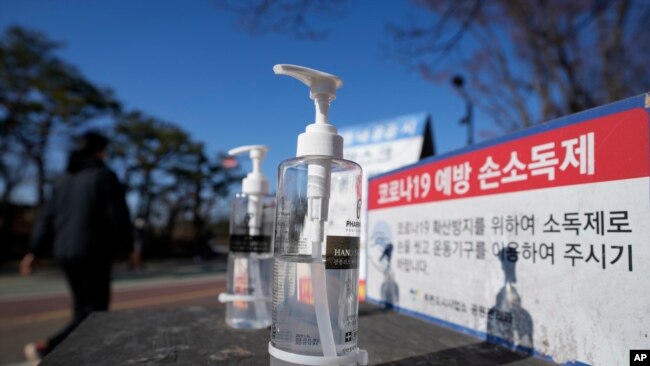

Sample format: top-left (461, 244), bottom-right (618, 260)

top-left (307, 161), bottom-right (337, 357)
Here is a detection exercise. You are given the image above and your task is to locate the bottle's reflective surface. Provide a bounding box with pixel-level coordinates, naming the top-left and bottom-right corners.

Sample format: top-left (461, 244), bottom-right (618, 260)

top-left (271, 157), bottom-right (362, 358)
top-left (225, 193), bottom-right (275, 329)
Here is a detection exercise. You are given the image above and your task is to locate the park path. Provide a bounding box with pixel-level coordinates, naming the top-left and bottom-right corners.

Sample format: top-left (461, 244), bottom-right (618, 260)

top-left (0, 263), bottom-right (227, 365)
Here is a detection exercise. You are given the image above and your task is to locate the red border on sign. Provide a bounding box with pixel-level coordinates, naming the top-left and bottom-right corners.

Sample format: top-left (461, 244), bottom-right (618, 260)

top-left (369, 109), bottom-right (649, 210)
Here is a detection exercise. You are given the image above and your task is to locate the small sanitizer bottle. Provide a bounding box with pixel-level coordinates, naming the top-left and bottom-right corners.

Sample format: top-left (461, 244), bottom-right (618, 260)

top-left (218, 145), bottom-right (274, 329)
top-left (268, 65), bottom-right (367, 366)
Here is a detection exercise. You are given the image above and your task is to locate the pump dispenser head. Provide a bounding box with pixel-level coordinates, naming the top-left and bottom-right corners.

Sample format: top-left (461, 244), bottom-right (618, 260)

top-left (273, 64), bottom-right (344, 158)
top-left (228, 145), bottom-right (269, 195)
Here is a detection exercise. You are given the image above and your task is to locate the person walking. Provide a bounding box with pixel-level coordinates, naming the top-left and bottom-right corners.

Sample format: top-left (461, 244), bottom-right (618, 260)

top-left (20, 131), bottom-right (133, 364)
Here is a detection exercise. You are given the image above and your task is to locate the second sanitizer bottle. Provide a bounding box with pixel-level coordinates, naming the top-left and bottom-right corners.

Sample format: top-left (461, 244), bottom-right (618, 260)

top-left (219, 145), bottom-right (274, 329)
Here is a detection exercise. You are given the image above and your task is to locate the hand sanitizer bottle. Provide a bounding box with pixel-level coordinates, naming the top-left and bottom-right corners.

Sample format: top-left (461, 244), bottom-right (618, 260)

top-left (268, 65), bottom-right (367, 366)
top-left (218, 145), bottom-right (274, 329)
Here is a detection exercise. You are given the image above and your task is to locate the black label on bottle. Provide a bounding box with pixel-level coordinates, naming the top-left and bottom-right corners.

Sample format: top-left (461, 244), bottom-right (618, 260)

top-left (229, 234), bottom-right (271, 253)
top-left (325, 236), bottom-right (360, 270)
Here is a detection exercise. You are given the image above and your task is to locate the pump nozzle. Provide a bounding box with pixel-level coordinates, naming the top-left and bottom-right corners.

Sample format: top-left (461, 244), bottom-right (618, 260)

top-left (229, 145), bottom-right (269, 237)
top-left (228, 145), bottom-right (269, 196)
top-left (273, 64), bottom-right (342, 103)
top-left (274, 64), bottom-right (343, 158)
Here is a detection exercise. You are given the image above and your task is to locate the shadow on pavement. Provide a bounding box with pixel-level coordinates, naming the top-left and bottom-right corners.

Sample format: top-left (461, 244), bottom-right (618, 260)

top-left (375, 341), bottom-right (539, 366)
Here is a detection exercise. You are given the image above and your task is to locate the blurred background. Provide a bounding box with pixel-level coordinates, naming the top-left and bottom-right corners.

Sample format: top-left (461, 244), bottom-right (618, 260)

top-left (0, 0), bottom-right (647, 364)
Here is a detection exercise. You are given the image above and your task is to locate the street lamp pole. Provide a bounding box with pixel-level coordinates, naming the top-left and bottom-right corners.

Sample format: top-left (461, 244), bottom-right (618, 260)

top-left (451, 75), bottom-right (474, 146)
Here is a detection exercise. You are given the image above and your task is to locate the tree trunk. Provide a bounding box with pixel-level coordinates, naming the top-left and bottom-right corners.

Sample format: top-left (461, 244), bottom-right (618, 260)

top-left (1, 180), bottom-right (19, 261)
top-left (0, 202), bottom-right (18, 261)
top-left (1, 177), bottom-right (14, 205)
top-left (164, 202), bottom-right (180, 241)
top-left (139, 170), bottom-right (153, 221)
top-left (34, 119), bottom-right (52, 207)
top-left (35, 156), bottom-right (46, 206)
top-left (192, 179), bottom-right (203, 238)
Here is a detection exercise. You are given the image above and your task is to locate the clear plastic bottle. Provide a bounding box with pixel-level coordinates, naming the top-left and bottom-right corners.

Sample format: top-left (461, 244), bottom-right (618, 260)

top-left (225, 192), bottom-right (275, 329)
top-left (269, 64), bottom-right (366, 366)
top-left (271, 156), bottom-right (362, 359)
top-left (221, 145), bottom-right (275, 329)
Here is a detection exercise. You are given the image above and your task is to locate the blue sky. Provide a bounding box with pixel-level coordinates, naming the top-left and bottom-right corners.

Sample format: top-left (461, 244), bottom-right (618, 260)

top-left (0, 0), bottom-right (493, 195)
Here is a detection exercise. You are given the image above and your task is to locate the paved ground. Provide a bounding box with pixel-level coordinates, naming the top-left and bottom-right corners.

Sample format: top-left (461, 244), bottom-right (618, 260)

top-left (0, 259), bottom-right (554, 365)
top-left (0, 259), bottom-right (228, 366)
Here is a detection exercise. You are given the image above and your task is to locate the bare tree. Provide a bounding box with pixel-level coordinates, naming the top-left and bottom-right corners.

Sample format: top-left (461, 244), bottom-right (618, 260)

top-left (0, 125), bottom-right (29, 250)
top-left (218, 0), bottom-right (648, 133)
top-left (111, 111), bottom-right (241, 244)
top-left (0, 125), bottom-right (28, 204)
top-left (215, 0), bottom-right (350, 39)
top-left (111, 110), bottom-right (191, 221)
top-left (0, 26), bottom-right (119, 205)
top-left (163, 144), bottom-right (242, 241)
top-left (388, 0), bottom-right (649, 133)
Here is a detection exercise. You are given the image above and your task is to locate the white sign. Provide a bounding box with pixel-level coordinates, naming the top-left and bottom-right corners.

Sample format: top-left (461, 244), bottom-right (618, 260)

top-left (367, 95), bottom-right (650, 365)
top-left (339, 113), bottom-right (434, 297)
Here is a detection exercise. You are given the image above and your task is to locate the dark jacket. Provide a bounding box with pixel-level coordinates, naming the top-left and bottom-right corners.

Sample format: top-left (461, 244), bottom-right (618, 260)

top-left (30, 157), bottom-right (133, 260)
